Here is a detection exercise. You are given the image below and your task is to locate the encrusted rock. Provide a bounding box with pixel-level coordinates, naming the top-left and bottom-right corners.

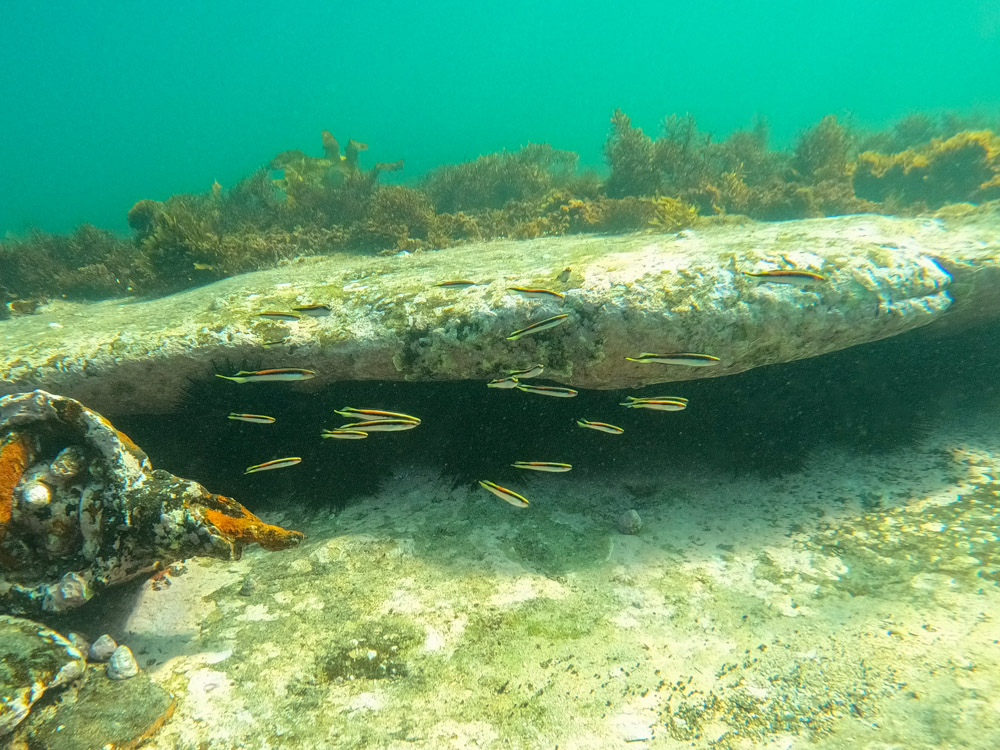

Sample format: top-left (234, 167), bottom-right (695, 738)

top-left (617, 509), bottom-right (643, 535)
top-left (19, 664), bottom-right (175, 749)
top-left (0, 390), bottom-right (304, 615)
top-left (0, 615), bottom-right (85, 736)
top-left (88, 634), bottom-right (117, 663)
top-left (106, 645), bottom-right (139, 680)
top-left (1, 214), bottom-right (998, 416)
top-left (43, 572), bottom-right (91, 612)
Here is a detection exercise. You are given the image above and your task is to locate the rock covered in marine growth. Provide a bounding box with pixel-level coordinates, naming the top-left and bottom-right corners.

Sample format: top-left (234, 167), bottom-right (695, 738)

top-left (0, 390), bottom-right (304, 615)
top-left (18, 664), bottom-right (176, 749)
top-left (0, 615), bottom-right (85, 736)
top-left (0, 213), bottom-right (998, 416)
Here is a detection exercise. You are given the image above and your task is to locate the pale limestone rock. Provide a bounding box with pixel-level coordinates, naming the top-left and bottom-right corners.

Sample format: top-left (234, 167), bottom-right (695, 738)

top-left (1, 213), bottom-right (997, 416)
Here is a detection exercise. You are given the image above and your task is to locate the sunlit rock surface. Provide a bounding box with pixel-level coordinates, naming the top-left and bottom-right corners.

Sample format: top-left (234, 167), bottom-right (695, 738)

top-left (1, 212), bottom-right (998, 416)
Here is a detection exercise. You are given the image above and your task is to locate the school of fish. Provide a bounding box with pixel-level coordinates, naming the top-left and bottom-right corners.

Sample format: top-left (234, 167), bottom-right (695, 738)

top-left (219, 264), bottom-right (828, 506)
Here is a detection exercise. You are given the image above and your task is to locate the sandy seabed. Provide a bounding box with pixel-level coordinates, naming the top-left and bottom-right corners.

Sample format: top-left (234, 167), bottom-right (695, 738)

top-left (91, 395), bottom-right (1000, 750)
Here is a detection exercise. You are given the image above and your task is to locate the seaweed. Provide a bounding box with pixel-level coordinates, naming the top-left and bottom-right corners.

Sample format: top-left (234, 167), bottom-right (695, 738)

top-left (216, 169), bottom-right (284, 233)
top-left (603, 109), bottom-right (661, 198)
top-left (854, 129), bottom-right (1000, 207)
top-left (422, 143), bottom-right (577, 213)
top-left (648, 195), bottom-right (699, 232)
top-left (791, 115), bottom-right (853, 183)
top-left (3, 113), bottom-right (998, 308)
top-left (653, 113), bottom-right (714, 195)
top-left (0, 224), bottom-right (135, 301)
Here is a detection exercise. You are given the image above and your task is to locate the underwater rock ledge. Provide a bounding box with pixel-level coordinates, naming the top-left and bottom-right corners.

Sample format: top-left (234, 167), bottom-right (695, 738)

top-left (1, 212), bottom-right (998, 416)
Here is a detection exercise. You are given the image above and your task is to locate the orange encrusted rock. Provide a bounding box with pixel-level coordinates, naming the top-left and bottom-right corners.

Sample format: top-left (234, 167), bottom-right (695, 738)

top-left (200, 495), bottom-right (304, 552)
top-left (0, 432), bottom-right (32, 532)
top-left (0, 390), bottom-right (304, 615)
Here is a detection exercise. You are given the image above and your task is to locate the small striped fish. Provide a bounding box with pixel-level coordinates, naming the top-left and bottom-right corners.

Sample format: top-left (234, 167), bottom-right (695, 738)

top-left (506, 314), bottom-right (569, 340)
top-left (576, 419), bottom-right (624, 434)
top-left (479, 480), bottom-right (530, 508)
top-left (515, 384), bottom-right (578, 398)
top-left (216, 368), bottom-right (316, 383)
top-left (507, 286), bottom-right (565, 301)
top-left (227, 413), bottom-right (276, 424)
top-left (511, 461), bottom-right (572, 473)
top-left (624, 353), bottom-right (720, 367)
top-left (244, 457), bottom-right (302, 474)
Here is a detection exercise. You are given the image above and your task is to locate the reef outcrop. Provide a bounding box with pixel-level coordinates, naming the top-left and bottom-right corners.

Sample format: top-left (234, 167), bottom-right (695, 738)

top-left (0, 212), bottom-right (998, 416)
top-left (0, 390), bottom-right (302, 614)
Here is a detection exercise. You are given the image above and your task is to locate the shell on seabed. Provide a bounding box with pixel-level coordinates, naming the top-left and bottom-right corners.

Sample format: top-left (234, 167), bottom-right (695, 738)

top-left (0, 390), bottom-right (303, 615)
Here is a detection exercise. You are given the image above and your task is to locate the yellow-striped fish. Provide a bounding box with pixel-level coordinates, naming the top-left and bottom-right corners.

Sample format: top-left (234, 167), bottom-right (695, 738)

top-left (337, 419), bottom-right (419, 432)
top-left (624, 353), bottom-right (720, 367)
top-left (479, 480), bottom-right (530, 508)
top-left (434, 280), bottom-right (480, 288)
top-left (515, 383), bottom-right (578, 398)
top-left (506, 314), bottom-right (569, 340)
top-left (257, 311), bottom-right (302, 321)
top-left (622, 395), bottom-right (689, 403)
top-left (227, 413), bottom-right (276, 424)
top-left (507, 364), bottom-right (544, 379)
top-left (621, 398), bottom-right (688, 411)
top-left (743, 269), bottom-right (827, 286)
top-left (487, 376), bottom-right (520, 389)
top-left (507, 286), bottom-right (565, 301)
top-left (334, 407), bottom-right (421, 423)
top-left (244, 457), bottom-right (301, 474)
top-left (216, 368), bottom-right (316, 383)
top-left (576, 419), bottom-right (625, 434)
top-left (321, 429), bottom-right (368, 440)
top-left (292, 303), bottom-right (332, 317)
top-left (511, 461), bottom-right (572, 472)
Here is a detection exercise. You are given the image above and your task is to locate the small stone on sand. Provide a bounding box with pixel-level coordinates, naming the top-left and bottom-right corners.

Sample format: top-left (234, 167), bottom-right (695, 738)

top-left (88, 633), bottom-right (117, 662)
top-left (617, 509), bottom-right (643, 535)
top-left (107, 645), bottom-right (140, 680)
top-left (238, 575), bottom-right (256, 596)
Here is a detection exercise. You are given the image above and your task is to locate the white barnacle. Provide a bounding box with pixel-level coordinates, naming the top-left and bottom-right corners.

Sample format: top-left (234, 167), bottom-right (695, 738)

top-left (22, 481), bottom-right (52, 508)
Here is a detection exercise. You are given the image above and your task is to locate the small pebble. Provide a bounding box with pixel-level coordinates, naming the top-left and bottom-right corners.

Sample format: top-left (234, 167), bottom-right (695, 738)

top-left (106, 645), bottom-right (139, 680)
top-left (89, 633), bottom-right (117, 662)
top-left (238, 575), bottom-right (256, 596)
top-left (617, 509), bottom-right (643, 535)
top-left (67, 632), bottom-right (90, 657)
